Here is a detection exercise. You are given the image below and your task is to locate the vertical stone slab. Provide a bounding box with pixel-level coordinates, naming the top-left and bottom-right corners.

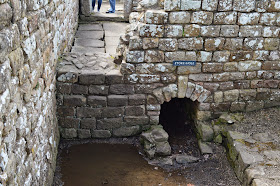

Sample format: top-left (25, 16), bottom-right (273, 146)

top-left (178, 76), bottom-right (189, 98)
top-left (124, 0), bottom-right (133, 19)
top-left (81, 0), bottom-right (91, 16)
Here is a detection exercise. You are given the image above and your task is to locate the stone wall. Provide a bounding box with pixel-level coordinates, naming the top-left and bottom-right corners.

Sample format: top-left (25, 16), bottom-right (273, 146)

top-left (0, 0), bottom-right (78, 184)
top-left (118, 0), bottom-right (280, 121)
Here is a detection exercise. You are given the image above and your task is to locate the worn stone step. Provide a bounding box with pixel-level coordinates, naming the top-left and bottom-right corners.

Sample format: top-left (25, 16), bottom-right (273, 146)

top-left (75, 30), bottom-right (104, 39)
top-left (79, 15), bottom-right (127, 22)
top-left (71, 46), bottom-right (105, 53)
top-left (74, 38), bottom-right (104, 48)
top-left (78, 24), bottom-right (103, 31)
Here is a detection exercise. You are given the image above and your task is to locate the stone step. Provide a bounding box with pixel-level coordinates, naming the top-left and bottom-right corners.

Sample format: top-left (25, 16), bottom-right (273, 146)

top-left (74, 38), bottom-right (105, 48)
top-left (71, 46), bottom-right (105, 53)
top-left (80, 15), bottom-right (127, 22)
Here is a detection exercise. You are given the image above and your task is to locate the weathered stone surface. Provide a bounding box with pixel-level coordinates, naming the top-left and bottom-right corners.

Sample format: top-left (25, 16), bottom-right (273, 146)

top-left (175, 154), bottom-right (199, 164)
top-left (92, 130), bottom-right (112, 138)
top-left (139, 25), bottom-right (164, 37)
top-left (169, 12), bottom-right (190, 24)
top-left (181, 0), bottom-right (201, 10)
top-left (214, 12), bottom-right (237, 25)
top-left (108, 95), bottom-right (128, 106)
top-left (113, 126), bottom-right (141, 137)
top-left (197, 122), bottom-right (214, 142)
top-left (191, 11), bottom-right (213, 25)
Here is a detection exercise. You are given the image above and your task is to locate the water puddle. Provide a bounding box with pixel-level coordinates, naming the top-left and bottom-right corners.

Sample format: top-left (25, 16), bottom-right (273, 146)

top-left (55, 143), bottom-right (191, 186)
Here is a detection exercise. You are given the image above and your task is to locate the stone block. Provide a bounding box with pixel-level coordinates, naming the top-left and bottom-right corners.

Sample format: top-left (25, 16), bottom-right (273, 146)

top-left (145, 50), bottom-right (164, 62)
top-left (233, 0), bottom-right (255, 12)
top-left (264, 38), bottom-right (279, 50)
top-left (78, 129), bottom-right (91, 139)
top-left (253, 50), bottom-right (269, 60)
top-left (178, 76), bottom-right (189, 98)
top-left (184, 24), bottom-right (200, 37)
top-left (185, 82), bottom-right (196, 98)
top-left (79, 74), bottom-right (105, 85)
top-left (234, 80), bottom-right (250, 89)
top-left (109, 84), bottom-right (134, 94)
top-left (181, 0), bottom-right (201, 10)
top-left (196, 111), bottom-right (212, 121)
top-left (161, 74), bottom-right (177, 84)
top-left (57, 83), bottom-right (72, 94)
top-left (191, 11), bottom-right (213, 25)
top-left (72, 84), bottom-right (88, 95)
top-left (224, 38), bottom-right (243, 50)
top-left (246, 101), bottom-right (264, 112)
top-left (219, 82), bottom-right (234, 90)
top-left (214, 12), bottom-right (237, 24)
top-left (218, 0), bottom-right (233, 11)
top-left (239, 26), bottom-right (263, 37)
top-left (0, 3), bottom-right (12, 30)
top-left (102, 107), bottom-right (124, 118)
top-left (143, 38), bottom-right (159, 49)
top-left (108, 95), bottom-right (128, 106)
top-left (136, 83), bottom-right (164, 94)
top-left (202, 0), bottom-right (218, 11)
top-left (154, 63), bottom-right (176, 73)
top-left (128, 94), bottom-right (146, 105)
top-left (213, 51), bottom-right (230, 62)
top-left (229, 72), bottom-right (245, 80)
top-left (230, 102), bottom-right (246, 112)
top-left (238, 61), bottom-right (262, 71)
top-left (262, 61), bottom-right (280, 70)
top-left (92, 130), bottom-right (112, 138)
top-left (164, 25), bottom-right (183, 37)
top-left (230, 51), bottom-right (253, 61)
top-left (129, 36), bottom-right (143, 50)
top-left (244, 38), bottom-right (264, 50)
top-left (189, 74), bottom-right (213, 81)
top-left (202, 63), bottom-right (223, 73)
top-left (239, 89), bottom-right (256, 101)
top-left (64, 95), bottom-right (86, 107)
top-left (88, 85), bottom-right (109, 95)
top-left (268, 50), bottom-right (280, 60)
top-left (177, 63), bottom-right (202, 74)
top-left (204, 83), bottom-right (220, 92)
top-left (224, 89), bottom-right (239, 102)
top-left (201, 26), bottom-right (220, 37)
top-left (204, 38), bottom-right (225, 51)
top-left (59, 117), bottom-right (80, 129)
top-left (178, 38), bottom-right (203, 50)
top-left (158, 38), bottom-right (178, 51)
top-left (61, 128), bottom-right (77, 139)
top-left (126, 51), bottom-right (144, 63)
top-left (139, 24), bottom-right (164, 37)
top-left (213, 72), bottom-right (230, 81)
top-left (238, 13), bottom-right (260, 25)
top-left (260, 13), bottom-right (277, 25)
top-left (124, 116), bottom-right (149, 125)
top-left (164, 0), bottom-right (180, 11)
top-left (120, 63), bottom-right (135, 75)
top-left (220, 25), bottom-right (239, 37)
top-left (197, 51), bottom-right (212, 62)
top-left (263, 26), bottom-right (280, 37)
top-left (169, 12), bottom-right (190, 24)
top-left (165, 51), bottom-right (185, 62)
top-left (77, 107), bottom-right (102, 118)
top-left (97, 118), bottom-right (124, 130)
top-left (185, 51), bottom-right (197, 61)
top-left (113, 126), bottom-right (141, 137)
top-left (87, 96), bottom-right (106, 108)
top-left (139, 74), bottom-right (161, 83)
top-left (57, 107), bottom-right (75, 117)
top-left (150, 116), bottom-right (159, 125)
top-left (105, 75), bottom-right (124, 84)
top-left (146, 104), bottom-right (161, 111)
top-left (145, 10), bottom-right (168, 24)
top-left (214, 91), bottom-right (223, 103)
top-left (224, 62), bottom-right (238, 71)
top-left (81, 118), bottom-right (96, 129)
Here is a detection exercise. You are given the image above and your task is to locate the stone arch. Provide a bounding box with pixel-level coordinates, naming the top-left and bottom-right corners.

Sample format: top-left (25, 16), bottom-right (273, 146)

top-left (152, 82), bottom-right (211, 105)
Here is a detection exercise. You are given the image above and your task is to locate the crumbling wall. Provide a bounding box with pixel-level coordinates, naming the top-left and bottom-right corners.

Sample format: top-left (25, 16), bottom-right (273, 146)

top-left (118, 0), bottom-right (280, 120)
top-left (0, 0), bottom-right (78, 184)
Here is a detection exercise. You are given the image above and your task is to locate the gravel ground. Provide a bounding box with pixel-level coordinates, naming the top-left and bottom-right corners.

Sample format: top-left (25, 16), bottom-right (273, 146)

top-left (235, 106), bottom-right (280, 148)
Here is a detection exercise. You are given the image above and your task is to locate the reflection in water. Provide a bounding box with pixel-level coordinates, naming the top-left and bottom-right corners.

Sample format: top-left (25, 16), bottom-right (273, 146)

top-left (60, 143), bottom-right (191, 186)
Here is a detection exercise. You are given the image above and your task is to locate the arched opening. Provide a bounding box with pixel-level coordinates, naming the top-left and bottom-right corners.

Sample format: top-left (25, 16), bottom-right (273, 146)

top-left (159, 98), bottom-right (200, 156)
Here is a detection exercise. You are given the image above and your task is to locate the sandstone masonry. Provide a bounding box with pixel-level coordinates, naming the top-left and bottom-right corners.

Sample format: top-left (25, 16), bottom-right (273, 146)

top-left (0, 0), bottom-right (78, 185)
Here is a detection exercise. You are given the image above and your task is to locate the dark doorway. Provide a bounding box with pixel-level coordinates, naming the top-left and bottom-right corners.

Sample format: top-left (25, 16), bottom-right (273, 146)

top-left (159, 98), bottom-right (200, 156)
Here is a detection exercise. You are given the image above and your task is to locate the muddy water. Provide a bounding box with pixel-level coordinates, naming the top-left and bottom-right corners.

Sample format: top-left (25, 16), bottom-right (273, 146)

top-left (58, 143), bottom-right (192, 186)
